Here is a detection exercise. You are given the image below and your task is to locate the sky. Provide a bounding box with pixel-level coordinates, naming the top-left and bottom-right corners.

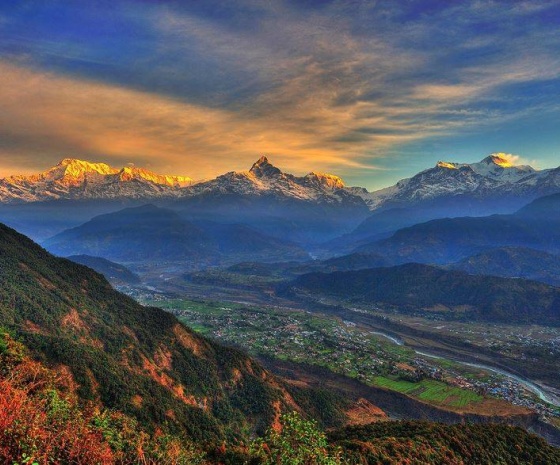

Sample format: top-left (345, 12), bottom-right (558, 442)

top-left (0, 0), bottom-right (559, 190)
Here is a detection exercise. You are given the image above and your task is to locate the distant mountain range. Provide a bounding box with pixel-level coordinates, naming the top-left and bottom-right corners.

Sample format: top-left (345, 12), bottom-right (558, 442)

top-left (366, 153), bottom-right (560, 210)
top-left (0, 157), bottom-right (373, 243)
top-left (0, 156), bottom-right (366, 206)
top-left (2, 153), bottom-right (560, 249)
top-left (0, 158), bottom-right (192, 203)
top-left (317, 154), bottom-right (560, 255)
top-left (2, 153), bottom-right (560, 211)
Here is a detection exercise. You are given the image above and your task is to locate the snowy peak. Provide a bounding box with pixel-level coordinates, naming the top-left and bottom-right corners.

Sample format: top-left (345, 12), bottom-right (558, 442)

top-left (483, 153), bottom-right (515, 167)
top-left (304, 172), bottom-right (345, 190)
top-left (469, 154), bottom-right (535, 178)
top-left (185, 157), bottom-right (360, 206)
top-left (117, 166), bottom-right (192, 187)
top-left (0, 158), bottom-right (193, 203)
top-left (436, 161), bottom-right (459, 170)
top-left (57, 158), bottom-right (118, 176)
top-left (249, 156), bottom-right (282, 178)
top-left (48, 159), bottom-right (118, 186)
top-left (363, 153), bottom-right (555, 209)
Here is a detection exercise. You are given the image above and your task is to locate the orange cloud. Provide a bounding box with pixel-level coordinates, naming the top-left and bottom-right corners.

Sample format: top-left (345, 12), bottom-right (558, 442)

top-left (0, 61), bottom-right (385, 180)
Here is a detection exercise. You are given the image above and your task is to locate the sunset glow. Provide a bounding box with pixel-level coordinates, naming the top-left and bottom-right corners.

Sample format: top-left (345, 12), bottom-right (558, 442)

top-left (0, 1), bottom-right (559, 188)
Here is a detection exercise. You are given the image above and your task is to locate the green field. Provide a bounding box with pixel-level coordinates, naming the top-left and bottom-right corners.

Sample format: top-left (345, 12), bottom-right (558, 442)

top-left (373, 376), bottom-right (483, 407)
top-left (146, 297), bottom-right (489, 412)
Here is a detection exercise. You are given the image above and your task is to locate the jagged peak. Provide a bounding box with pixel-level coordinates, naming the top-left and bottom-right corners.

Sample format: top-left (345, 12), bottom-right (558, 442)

top-left (249, 156), bottom-right (282, 178)
top-left (252, 155), bottom-right (269, 166)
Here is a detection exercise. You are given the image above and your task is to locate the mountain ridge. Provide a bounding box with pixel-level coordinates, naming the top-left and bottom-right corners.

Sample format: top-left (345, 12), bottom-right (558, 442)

top-left (356, 192), bottom-right (560, 265)
top-left (43, 204), bottom-right (309, 264)
top-left (364, 153), bottom-right (559, 210)
top-left (0, 158), bottom-right (193, 204)
top-left (3, 153), bottom-right (559, 211)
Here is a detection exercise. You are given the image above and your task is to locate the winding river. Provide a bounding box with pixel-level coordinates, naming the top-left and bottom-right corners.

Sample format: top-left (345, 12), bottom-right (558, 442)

top-left (369, 330), bottom-right (560, 407)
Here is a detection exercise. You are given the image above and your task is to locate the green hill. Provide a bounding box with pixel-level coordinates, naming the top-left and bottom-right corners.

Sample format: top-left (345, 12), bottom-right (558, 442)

top-left (285, 263), bottom-right (560, 323)
top-left (329, 421), bottom-right (560, 464)
top-left (0, 222), bottom-right (296, 443)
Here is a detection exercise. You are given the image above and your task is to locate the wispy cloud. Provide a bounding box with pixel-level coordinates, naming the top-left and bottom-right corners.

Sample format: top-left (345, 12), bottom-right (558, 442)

top-left (0, 0), bottom-right (559, 186)
top-left (0, 61), bottom-right (382, 178)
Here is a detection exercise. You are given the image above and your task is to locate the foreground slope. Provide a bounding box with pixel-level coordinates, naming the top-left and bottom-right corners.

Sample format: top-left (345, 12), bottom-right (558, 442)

top-left (0, 222), bottom-right (299, 442)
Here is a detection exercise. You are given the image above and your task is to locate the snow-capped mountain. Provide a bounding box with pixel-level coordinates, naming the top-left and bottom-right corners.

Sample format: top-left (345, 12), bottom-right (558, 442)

top-left (1, 154), bottom-right (559, 211)
top-left (363, 153), bottom-right (560, 209)
top-left (184, 156), bottom-right (359, 205)
top-left (0, 156), bottom-right (365, 206)
top-left (0, 158), bottom-right (192, 203)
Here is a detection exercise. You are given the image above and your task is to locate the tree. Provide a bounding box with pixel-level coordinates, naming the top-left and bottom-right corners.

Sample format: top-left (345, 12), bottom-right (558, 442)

top-left (249, 412), bottom-right (345, 465)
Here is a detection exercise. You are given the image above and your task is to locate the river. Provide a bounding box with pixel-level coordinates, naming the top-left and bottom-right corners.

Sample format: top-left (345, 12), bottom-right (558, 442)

top-left (369, 329), bottom-right (560, 407)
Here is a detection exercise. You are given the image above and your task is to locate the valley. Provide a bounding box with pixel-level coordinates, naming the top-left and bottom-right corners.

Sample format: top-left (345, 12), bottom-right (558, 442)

top-left (138, 285), bottom-right (560, 442)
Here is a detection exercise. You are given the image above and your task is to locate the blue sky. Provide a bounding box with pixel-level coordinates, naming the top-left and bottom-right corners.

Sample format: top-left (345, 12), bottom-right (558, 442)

top-left (0, 0), bottom-right (559, 189)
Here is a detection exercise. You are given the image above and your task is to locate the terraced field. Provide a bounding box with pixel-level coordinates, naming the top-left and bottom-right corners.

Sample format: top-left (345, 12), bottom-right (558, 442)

top-left (373, 377), bottom-right (483, 408)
